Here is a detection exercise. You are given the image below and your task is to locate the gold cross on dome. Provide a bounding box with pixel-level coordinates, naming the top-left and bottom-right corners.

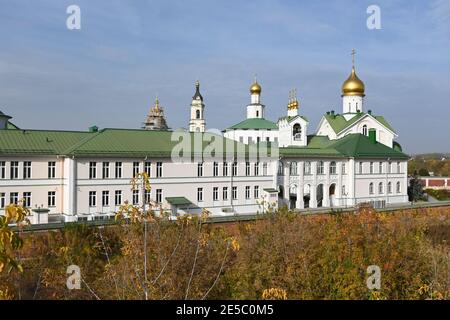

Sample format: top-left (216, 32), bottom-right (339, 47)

top-left (351, 49), bottom-right (356, 67)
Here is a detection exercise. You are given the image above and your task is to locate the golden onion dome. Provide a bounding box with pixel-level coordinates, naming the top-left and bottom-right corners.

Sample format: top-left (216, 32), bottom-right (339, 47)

top-left (250, 81), bottom-right (262, 95)
top-left (341, 67), bottom-right (365, 97)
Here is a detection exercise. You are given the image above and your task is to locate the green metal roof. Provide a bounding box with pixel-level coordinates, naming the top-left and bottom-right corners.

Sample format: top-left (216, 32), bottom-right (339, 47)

top-left (165, 197), bottom-right (193, 206)
top-left (226, 118), bottom-right (278, 130)
top-left (278, 115), bottom-right (309, 123)
top-left (323, 112), bottom-right (396, 134)
top-left (7, 121), bottom-right (19, 130)
top-left (280, 134), bottom-right (408, 159)
top-left (263, 188), bottom-right (278, 193)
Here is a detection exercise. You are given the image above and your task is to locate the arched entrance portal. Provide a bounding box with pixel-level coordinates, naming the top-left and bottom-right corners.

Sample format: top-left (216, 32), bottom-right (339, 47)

top-left (303, 184), bottom-right (311, 208)
top-left (317, 184), bottom-right (324, 207)
top-left (289, 185), bottom-right (297, 209)
top-left (329, 184), bottom-right (336, 207)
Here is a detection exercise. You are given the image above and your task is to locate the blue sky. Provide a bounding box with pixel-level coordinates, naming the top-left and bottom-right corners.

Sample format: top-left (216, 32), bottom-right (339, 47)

top-left (0, 0), bottom-right (449, 153)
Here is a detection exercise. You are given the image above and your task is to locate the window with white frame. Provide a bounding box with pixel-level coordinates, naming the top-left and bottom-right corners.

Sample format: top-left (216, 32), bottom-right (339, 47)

top-left (89, 162), bottom-right (97, 179)
top-left (342, 185), bottom-right (346, 196)
top-left (115, 162), bottom-right (122, 178)
top-left (263, 162), bottom-right (268, 175)
top-left (115, 190), bottom-right (122, 206)
top-left (330, 161), bottom-right (337, 175)
top-left (304, 161), bottom-right (311, 175)
top-left (369, 182), bottom-right (374, 195)
top-left (48, 161), bottom-right (56, 179)
top-left (10, 192), bottom-right (18, 205)
top-left (254, 162), bottom-right (259, 176)
top-left (0, 161), bottom-right (5, 179)
top-left (379, 162), bottom-right (383, 174)
top-left (145, 161), bottom-right (151, 176)
top-left (245, 186), bottom-right (251, 199)
top-left (278, 162), bottom-right (283, 175)
top-left (145, 190), bottom-right (151, 204)
top-left (223, 187), bottom-right (228, 200)
top-left (232, 162), bottom-right (238, 176)
top-left (10, 161), bottom-right (19, 179)
top-left (133, 162), bottom-right (140, 178)
top-left (102, 162), bottom-right (110, 179)
top-left (341, 162), bottom-right (346, 175)
top-left (132, 190), bottom-right (139, 205)
top-left (89, 191), bottom-right (96, 207)
top-left (254, 186), bottom-right (259, 199)
top-left (246, 162), bottom-right (250, 176)
top-left (197, 188), bottom-right (203, 202)
top-left (317, 161), bottom-right (324, 175)
top-left (23, 192), bottom-right (31, 207)
top-left (213, 162), bottom-right (218, 177)
top-left (388, 161), bottom-right (392, 174)
top-left (232, 186), bottom-right (238, 200)
top-left (359, 162), bottom-right (363, 174)
top-left (156, 162), bottom-right (163, 177)
top-left (197, 162), bottom-right (203, 177)
top-left (396, 181), bottom-right (401, 193)
top-left (362, 125), bottom-right (368, 136)
top-left (378, 182), bottom-right (384, 194)
top-left (213, 187), bottom-right (219, 201)
top-left (397, 162), bottom-right (401, 173)
top-left (388, 182), bottom-right (392, 194)
top-left (156, 189), bottom-right (162, 203)
top-left (370, 162), bottom-right (374, 174)
top-left (48, 191), bottom-right (56, 207)
top-left (223, 162), bottom-right (228, 176)
top-left (102, 191), bottom-right (110, 206)
top-left (290, 162), bottom-right (297, 175)
top-left (0, 193), bottom-right (5, 208)
top-left (23, 161), bottom-right (31, 179)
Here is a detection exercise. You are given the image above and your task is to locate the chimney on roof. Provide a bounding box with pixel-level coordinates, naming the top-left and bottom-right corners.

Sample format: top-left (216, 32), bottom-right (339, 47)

top-left (89, 125), bottom-right (99, 132)
top-left (368, 109), bottom-right (372, 115)
top-left (368, 128), bottom-right (376, 144)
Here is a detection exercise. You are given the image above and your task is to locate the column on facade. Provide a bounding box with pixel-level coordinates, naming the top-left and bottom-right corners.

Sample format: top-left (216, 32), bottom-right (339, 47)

top-left (309, 161), bottom-right (317, 208)
top-left (337, 160), bottom-right (343, 207)
top-left (296, 161), bottom-right (304, 209)
top-left (63, 157), bottom-right (77, 217)
top-left (283, 161), bottom-right (290, 205)
top-left (323, 161), bottom-right (330, 207)
top-left (348, 158), bottom-right (355, 206)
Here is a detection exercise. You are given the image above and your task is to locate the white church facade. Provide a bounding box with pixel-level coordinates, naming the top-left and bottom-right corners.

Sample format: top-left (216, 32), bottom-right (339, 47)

top-left (0, 55), bottom-right (409, 224)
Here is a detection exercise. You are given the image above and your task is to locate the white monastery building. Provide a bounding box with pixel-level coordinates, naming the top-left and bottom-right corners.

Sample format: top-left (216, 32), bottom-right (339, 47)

top-left (0, 54), bottom-right (409, 224)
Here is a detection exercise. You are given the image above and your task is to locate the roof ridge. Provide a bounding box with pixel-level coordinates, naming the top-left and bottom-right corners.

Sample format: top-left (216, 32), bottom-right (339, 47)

top-left (62, 131), bottom-right (104, 155)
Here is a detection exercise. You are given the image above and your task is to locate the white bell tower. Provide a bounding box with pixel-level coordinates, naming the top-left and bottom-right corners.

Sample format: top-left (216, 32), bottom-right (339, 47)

top-left (341, 49), bottom-right (365, 120)
top-left (246, 77), bottom-right (265, 119)
top-left (189, 81), bottom-right (205, 132)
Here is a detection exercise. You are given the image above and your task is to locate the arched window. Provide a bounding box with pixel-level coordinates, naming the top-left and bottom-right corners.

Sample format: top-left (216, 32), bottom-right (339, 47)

top-left (290, 162), bottom-right (297, 175)
top-left (362, 125), bottom-right (368, 136)
top-left (278, 162), bottom-right (283, 175)
top-left (396, 181), bottom-right (401, 193)
top-left (388, 181), bottom-right (392, 194)
top-left (330, 161), bottom-right (337, 174)
top-left (256, 110), bottom-right (259, 117)
top-left (317, 161), bottom-right (324, 175)
top-left (369, 182), bottom-right (374, 195)
top-left (304, 161), bottom-right (311, 175)
top-left (293, 124), bottom-right (302, 141)
top-left (378, 182), bottom-right (384, 194)
top-left (196, 110), bottom-right (201, 119)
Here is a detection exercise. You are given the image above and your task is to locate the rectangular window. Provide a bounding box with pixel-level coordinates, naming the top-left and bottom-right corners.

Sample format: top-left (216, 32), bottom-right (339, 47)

top-left (254, 186), bottom-right (259, 199)
top-left (317, 161), bottom-right (324, 175)
top-left (156, 189), bottom-right (162, 203)
top-left (0, 161), bottom-right (5, 179)
top-left (213, 162), bottom-right (218, 177)
top-left (239, 137), bottom-right (243, 143)
top-left (102, 162), bottom-right (110, 179)
top-left (197, 162), bottom-right (203, 177)
top-left (245, 162), bottom-right (250, 176)
top-left (213, 187), bottom-right (218, 201)
top-left (115, 162), bottom-right (122, 178)
top-left (102, 191), bottom-right (109, 206)
top-left (304, 162), bottom-right (311, 175)
top-left (89, 191), bottom-right (96, 207)
top-left (48, 191), bottom-right (56, 207)
top-left (156, 162), bottom-right (163, 177)
top-left (397, 162), bottom-right (401, 173)
top-left (89, 162), bottom-right (97, 179)
top-left (379, 162), bottom-right (383, 174)
top-left (359, 162), bottom-right (363, 174)
top-left (232, 162), bottom-right (238, 176)
top-left (132, 190), bottom-right (139, 205)
top-left (10, 161), bottom-right (19, 179)
top-left (223, 162), bottom-right (228, 176)
top-left (145, 161), bottom-right (151, 176)
top-left (115, 190), bottom-right (122, 206)
top-left (245, 186), bottom-right (251, 199)
top-left (232, 186), bottom-right (238, 200)
top-left (23, 161), bottom-right (32, 179)
top-left (197, 188), bottom-right (203, 202)
top-left (370, 162), bottom-right (374, 174)
top-left (254, 162), bottom-right (259, 176)
top-left (0, 193), bottom-right (5, 208)
top-left (48, 161), bottom-right (56, 179)
top-left (223, 187), bottom-right (228, 201)
top-left (133, 162), bottom-right (140, 178)
top-left (10, 192), bottom-right (19, 205)
top-left (263, 162), bottom-right (268, 176)
top-left (341, 163), bottom-right (346, 175)
top-left (23, 192), bottom-right (31, 207)
top-left (145, 190), bottom-right (151, 204)
top-left (388, 162), bottom-right (392, 174)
